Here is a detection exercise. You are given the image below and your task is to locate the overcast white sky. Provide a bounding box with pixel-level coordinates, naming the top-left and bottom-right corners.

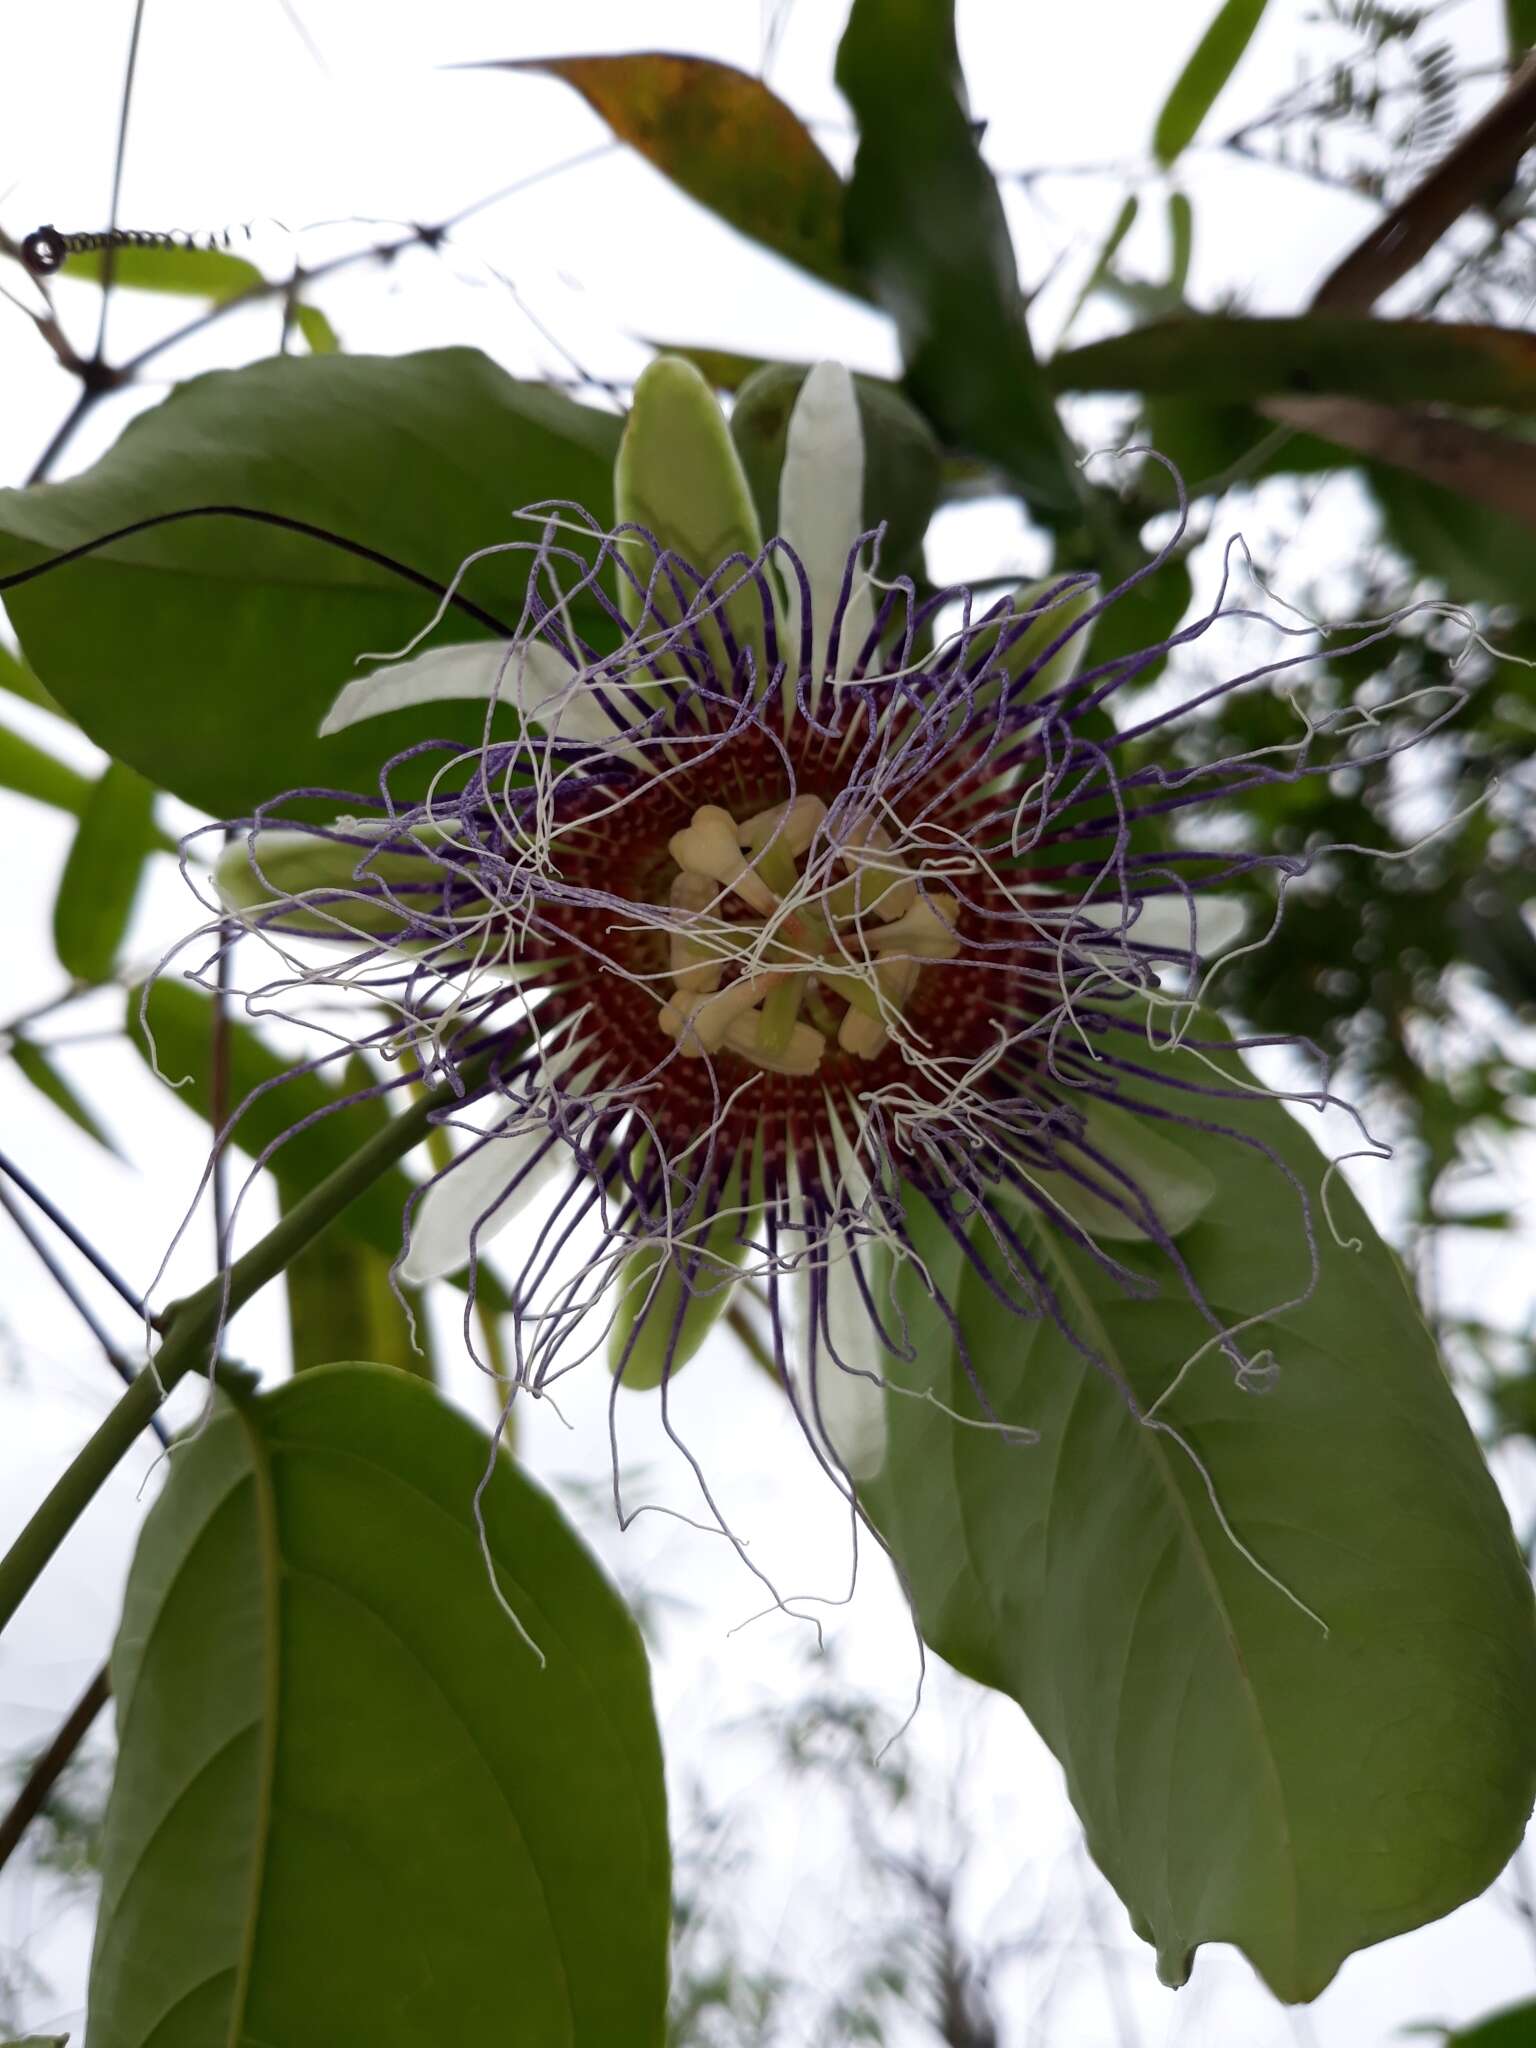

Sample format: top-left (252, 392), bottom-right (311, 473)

top-left (2, 2), bottom-right (1535, 2043)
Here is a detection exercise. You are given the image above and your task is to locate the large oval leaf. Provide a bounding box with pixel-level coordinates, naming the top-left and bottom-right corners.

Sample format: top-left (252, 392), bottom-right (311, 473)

top-left (87, 1364), bottom-right (669, 2047)
top-left (0, 351), bottom-right (621, 820)
top-left (865, 1016), bottom-right (1536, 2002)
top-left (495, 54), bottom-right (859, 296)
top-left (1049, 315), bottom-right (1536, 412)
top-left (835, 0), bottom-right (1079, 515)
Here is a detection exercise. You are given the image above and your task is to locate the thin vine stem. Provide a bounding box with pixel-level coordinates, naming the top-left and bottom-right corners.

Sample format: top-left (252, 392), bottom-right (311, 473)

top-left (92, 0), bottom-right (148, 363)
top-left (0, 1180), bottom-right (171, 1451)
top-left (0, 1146), bottom-right (157, 1326)
top-left (0, 1662), bottom-right (110, 1880)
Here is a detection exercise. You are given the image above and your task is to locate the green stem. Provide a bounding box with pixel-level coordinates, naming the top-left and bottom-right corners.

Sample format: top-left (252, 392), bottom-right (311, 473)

top-left (0, 1057), bottom-right (488, 1638)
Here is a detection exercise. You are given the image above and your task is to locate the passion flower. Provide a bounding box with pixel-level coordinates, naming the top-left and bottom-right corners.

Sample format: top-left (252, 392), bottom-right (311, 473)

top-left (211, 358), bottom-right (1425, 1482)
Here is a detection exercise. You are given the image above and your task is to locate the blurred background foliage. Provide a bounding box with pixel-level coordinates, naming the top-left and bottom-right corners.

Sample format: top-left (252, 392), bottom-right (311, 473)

top-left (1, 0), bottom-right (1535, 2039)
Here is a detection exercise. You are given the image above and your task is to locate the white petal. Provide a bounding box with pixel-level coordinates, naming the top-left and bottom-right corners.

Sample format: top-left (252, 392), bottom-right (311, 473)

top-left (778, 362), bottom-right (876, 688)
top-left (1079, 893), bottom-right (1247, 956)
top-left (795, 1251), bottom-right (888, 1481)
top-left (320, 637), bottom-right (630, 745)
top-left (401, 1114), bottom-right (562, 1283)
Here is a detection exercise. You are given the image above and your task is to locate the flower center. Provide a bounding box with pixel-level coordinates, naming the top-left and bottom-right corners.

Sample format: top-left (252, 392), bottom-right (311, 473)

top-left (657, 796), bottom-right (962, 1076)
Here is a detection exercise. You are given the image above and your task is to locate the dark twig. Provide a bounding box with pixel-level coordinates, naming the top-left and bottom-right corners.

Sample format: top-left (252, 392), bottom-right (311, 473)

top-left (0, 981), bottom-right (93, 1038)
top-left (0, 1147), bottom-right (156, 1328)
top-left (0, 1663), bottom-right (109, 1881)
top-left (24, 145), bottom-right (614, 481)
top-left (0, 1180), bottom-right (169, 1447)
top-left (27, 386), bottom-right (101, 486)
top-left (211, 860), bottom-right (233, 1264)
top-left (1311, 51), bottom-right (1536, 311)
top-left (93, 0), bottom-right (149, 362)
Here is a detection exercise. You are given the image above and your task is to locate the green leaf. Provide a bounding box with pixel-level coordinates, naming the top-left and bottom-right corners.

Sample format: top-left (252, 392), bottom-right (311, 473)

top-left (1154, 0), bottom-right (1271, 165)
top-left (0, 714), bottom-right (92, 815)
top-left (865, 1013), bottom-right (1536, 2002)
top-left (730, 362), bottom-right (942, 579)
top-left (1050, 316), bottom-right (1536, 413)
top-left (61, 241), bottom-right (263, 301)
top-left (1491, 1370), bottom-right (1536, 1443)
top-left (614, 356), bottom-right (764, 674)
top-left (7, 1037), bottom-right (120, 1156)
top-left (88, 1365), bottom-right (669, 2047)
top-left (0, 701), bottom-right (174, 844)
top-left (835, 0), bottom-right (1080, 515)
top-left (0, 350), bottom-right (622, 820)
top-left (1061, 194), bottom-right (1139, 337)
top-left (1446, 2002), bottom-right (1536, 2045)
top-left (492, 54), bottom-right (858, 295)
top-left (1370, 461), bottom-right (1535, 609)
top-left (0, 637), bottom-right (63, 715)
top-left (1508, 0), bottom-right (1536, 54)
top-left (1168, 192), bottom-right (1194, 297)
top-left (1141, 396), bottom-right (1339, 499)
top-left (292, 302), bottom-right (338, 354)
top-left (51, 762), bottom-right (156, 982)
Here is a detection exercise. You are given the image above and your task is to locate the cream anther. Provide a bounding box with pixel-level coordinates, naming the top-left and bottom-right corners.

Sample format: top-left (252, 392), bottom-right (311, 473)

top-left (739, 794), bottom-right (827, 858)
top-left (668, 871), bottom-right (724, 993)
top-left (842, 817), bottom-right (917, 922)
top-left (837, 957), bottom-right (919, 1060)
top-left (659, 791), bottom-right (959, 1075)
top-left (660, 972), bottom-right (777, 1057)
top-left (669, 804), bottom-right (778, 915)
top-left (723, 1012), bottom-right (826, 1076)
top-left (868, 892), bottom-right (962, 959)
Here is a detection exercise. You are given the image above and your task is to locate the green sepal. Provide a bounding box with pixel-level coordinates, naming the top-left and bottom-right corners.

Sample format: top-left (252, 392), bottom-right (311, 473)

top-left (610, 1155), bottom-right (758, 1391)
top-left (730, 362), bottom-right (941, 583)
top-left (1013, 1094), bottom-right (1217, 1244)
top-left (970, 575), bottom-right (1099, 701)
top-left (215, 820), bottom-right (485, 943)
top-left (615, 356), bottom-right (765, 682)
